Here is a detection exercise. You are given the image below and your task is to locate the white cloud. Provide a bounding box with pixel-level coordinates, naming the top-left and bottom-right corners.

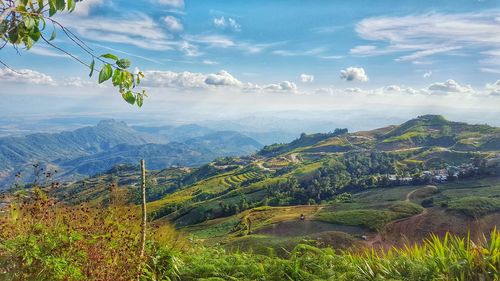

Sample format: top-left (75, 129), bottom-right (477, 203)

top-left (355, 11), bottom-right (500, 63)
top-left (62, 76), bottom-right (106, 88)
top-left (384, 85), bottom-right (401, 92)
top-left (299, 74), bottom-right (314, 83)
top-left (141, 69), bottom-right (297, 93)
top-left (428, 79), bottom-right (473, 94)
top-left (350, 45), bottom-right (377, 55)
top-left (142, 70), bottom-right (206, 88)
top-left (29, 45), bottom-right (68, 58)
top-left (0, 68), bottom-right (56, 86)
top-left (205, 70), bottom-right (242, 87)
top-left (340, 67), bottom-right (368, 82)
top-left (185, 34), bottom-right (278, 54)
top-left (163, 16), bottom-right (183, 32)
top-left (273, 47), bottom-right (326, 57)
top-left (157, 0), bottom-right (184, 8)
top-left (61, 14), bottom-right (174, 51)
top-left (178, 41), bottom-right (201, 57)
top-left (344, 87), bottom-right (364, 93)
top-left (486, 80), bottom-right (500, 96)
top-left (73, 0), bottom-right (103, 16)
top-left (319, 55), bottom-right (343, 60)
top-left (264, 81), bottom-right (297, 92)
top-left (379, 85), bottom-right (420, 95)
top-left (188, 35), bottom-right (235, 48)
top-left (423, 71), bottom-right (433, 78)
top-left (202, 60), bottom-right (219, 65)
top-left (396, 46), bottom-right (462, 62)
top-left (213, 17), bottom-right (225, 27)
top-left (213, 16), bottom-right (241, 32)
top-left (480, 68), bottom-right (500, 74)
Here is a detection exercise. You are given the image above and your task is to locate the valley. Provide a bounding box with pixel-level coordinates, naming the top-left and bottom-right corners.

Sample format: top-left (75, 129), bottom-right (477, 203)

top-left (35, 115), bottom-right (500, 254)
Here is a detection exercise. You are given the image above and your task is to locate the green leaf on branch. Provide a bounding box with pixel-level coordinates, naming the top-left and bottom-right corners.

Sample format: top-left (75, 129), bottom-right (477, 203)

top-left (116, 59), bottom-right (131, 69)
top-left (49, 0), bottom-right (57, 16)
top-left (29, 27), bottom-right (41, 42)
top-left (112, 69), bottom-right (122, 86)
top-left (8, 27), bottom-right (19, 44)
top-left (56, 0), bottom-right (65, 11)
top-left (37, 0), bottom-right (44, 12)
top-left (89, 59), bottom-right (95, 77)
top-left (101, 53), bottom-right (118, 61)
top-left (49, 29), bottom-right (56, 41)
top-left (67, 0), bottom-right (76, 12)
top-left (122, 91), bottom-right (136, 105)
top-left (136, 94), bottom-right (144, 107)
top-left (24, 17), bottom-right (36, 30)
top-left (98, 64), bottom-right (112, 83)
top-left (25, 37), bottom-right (33, 49)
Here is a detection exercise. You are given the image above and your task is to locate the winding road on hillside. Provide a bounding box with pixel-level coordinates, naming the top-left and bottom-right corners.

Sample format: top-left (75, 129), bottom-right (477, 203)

top-left (406, 185), bottom-right (438, 202)
top-left (365, 185), bottom-right (438, 248)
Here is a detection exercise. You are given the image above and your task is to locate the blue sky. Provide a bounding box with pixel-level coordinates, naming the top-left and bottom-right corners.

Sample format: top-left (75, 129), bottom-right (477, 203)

top-left (1, 0), bottom-right (500, 128)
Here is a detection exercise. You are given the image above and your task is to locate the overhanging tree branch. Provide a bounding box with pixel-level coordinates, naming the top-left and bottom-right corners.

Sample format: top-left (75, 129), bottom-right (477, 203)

top-left (0, 0), bottom-right (147, 107)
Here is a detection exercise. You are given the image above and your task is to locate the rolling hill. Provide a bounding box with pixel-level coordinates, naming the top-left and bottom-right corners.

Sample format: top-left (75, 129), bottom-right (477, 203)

top-left (46, 115), bottom-right (500, 252)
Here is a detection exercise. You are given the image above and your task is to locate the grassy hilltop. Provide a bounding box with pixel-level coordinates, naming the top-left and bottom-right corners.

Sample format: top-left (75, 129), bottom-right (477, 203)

top-left (49, 115), bottom-right (500, 251)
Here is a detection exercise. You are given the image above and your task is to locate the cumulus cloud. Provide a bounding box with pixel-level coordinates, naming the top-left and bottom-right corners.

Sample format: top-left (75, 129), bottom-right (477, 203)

top-left (264, 81), bottom-right (297, 92)
top-left (428, 79), bottom-right (473, 94)
top-left (213, 16), bottom-right (241, 32)
top-left (0, 68), bottom-right (56, 86)
top-left (163, 16), bottom-right (183, 32)
top-left (344, 87), bottom-right (365, 94)
top-left (141, 70), bottom-right (297, 93)
top-left (142, 70), bottom-right (206, 88)
top-left (299, 74), bottom-right (314, 83)
top-left (423, 71), bottom-right (433, 78)
top-left (340, 67), bottom-right (368, 82)
top-left (379, 85), bottom-right (419, 95)
top-left (205, 70), bottom-right (242, 87)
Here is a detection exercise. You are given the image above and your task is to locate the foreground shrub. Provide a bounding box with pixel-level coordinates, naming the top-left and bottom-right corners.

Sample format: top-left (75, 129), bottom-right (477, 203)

top-left (0, 189), bottom-right (186, 281)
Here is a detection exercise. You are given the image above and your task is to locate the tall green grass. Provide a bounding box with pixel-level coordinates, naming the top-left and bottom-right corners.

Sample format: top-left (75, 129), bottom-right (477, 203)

top-left (175, 229), bottom-right (500, 281)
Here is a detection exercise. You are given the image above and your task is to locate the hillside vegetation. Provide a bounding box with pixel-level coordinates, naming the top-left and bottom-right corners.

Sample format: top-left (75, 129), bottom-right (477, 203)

top-left (44, 115), bottom-right (500, 251)
top-left (0, 121), bottom-right (263, 188)
top-left (2, 115), bottom-right (500, 280)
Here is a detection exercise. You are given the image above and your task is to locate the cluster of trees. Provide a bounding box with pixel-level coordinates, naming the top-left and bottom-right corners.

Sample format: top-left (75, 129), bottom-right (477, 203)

top-left (219, 198), bottom-right (251, 216)
top-left (266, 152), bottom-right (410, 205)
top-left (259, 128), bottom-right (349, 156)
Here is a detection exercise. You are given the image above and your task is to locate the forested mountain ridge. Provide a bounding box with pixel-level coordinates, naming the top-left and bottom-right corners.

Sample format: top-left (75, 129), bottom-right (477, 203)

top-left (0, 120), bottom-right (263, 189)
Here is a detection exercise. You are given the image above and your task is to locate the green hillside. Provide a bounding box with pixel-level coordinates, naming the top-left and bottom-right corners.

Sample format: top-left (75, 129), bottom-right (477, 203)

top-left (51, 115), bottom-right (500, 252)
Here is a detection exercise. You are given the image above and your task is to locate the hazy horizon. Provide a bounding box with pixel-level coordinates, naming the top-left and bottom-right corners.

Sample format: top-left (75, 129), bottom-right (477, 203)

top-left (1, 0), bottom-right (499, 132)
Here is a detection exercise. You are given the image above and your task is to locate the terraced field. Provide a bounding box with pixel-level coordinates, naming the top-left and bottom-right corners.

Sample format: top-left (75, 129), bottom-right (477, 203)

top-left (222, 171), bottom-right (260, 187)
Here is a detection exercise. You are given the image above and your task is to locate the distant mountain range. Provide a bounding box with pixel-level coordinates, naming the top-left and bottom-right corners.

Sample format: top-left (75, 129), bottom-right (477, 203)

top-left (0, 120), bottom-right (263, 189)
